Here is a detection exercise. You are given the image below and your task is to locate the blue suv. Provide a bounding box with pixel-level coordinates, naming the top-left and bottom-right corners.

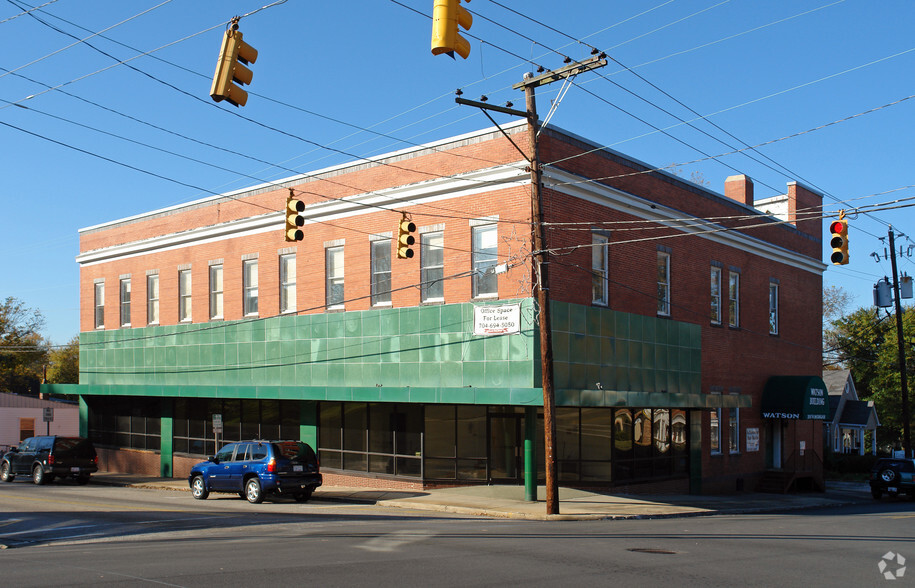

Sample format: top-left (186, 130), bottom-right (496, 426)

top-left (188, 440), bottom-right (322, 504)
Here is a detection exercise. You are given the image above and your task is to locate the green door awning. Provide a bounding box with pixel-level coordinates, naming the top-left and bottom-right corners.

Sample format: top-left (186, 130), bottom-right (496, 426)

top-left (761, 376), bottom-right (829, 420)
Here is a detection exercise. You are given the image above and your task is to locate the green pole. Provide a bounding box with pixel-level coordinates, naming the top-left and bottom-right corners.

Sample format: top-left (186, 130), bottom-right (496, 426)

top-left (524, 406), bottom-right (537, 501)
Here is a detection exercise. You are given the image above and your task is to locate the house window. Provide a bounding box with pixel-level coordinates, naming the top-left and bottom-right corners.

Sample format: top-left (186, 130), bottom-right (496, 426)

top-left (94, 282), bottom-right (105, 329)
top-left (592, 233), bottom-right (608, 305)
top-left (147, 274), bottom-right (159, 325)
top-left (710, 404), bottom-right (721, 455)
top-left (421, 231), bottom-right (445, 302)
top-left (371, 239), bottom-right (391, 306)
top-left (657, 252), bottom-right (670, 316)
top-left (729, 406), bottom-right (740, 454)
top-left (472, 224), bottom-right (498, 298)
top-left (280, 253), bottom-right (296, 313)
top-left (19, 418), bottom-right (34, 442)
top-left (209, 264), bottom-right (223, 320)
top-left (710, 266), bottom-right (722, 324)
top-left (243, 259), bottom-right (258, 316)
top-left (178, 269), bottom-right (192, 322)
top-left (326, 246), bottom-right (344, 309)
top-left (728, 271), bottom-right (740, 328)
top-left (119, 278), bottom-right (131, 327)
top-left (769, 282), bottom-right (779, 335)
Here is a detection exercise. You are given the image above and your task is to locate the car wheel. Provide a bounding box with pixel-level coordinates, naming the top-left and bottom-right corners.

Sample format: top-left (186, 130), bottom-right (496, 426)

top-left (293, 488), bottom-right (314, 503)
top-left (77, 475), bottom-right (90, 485)
top-left (32, 465), bottom-right (45, 485)
top-left (191, 475), bottom-right (209, 500)
top-left (245, 477), bottom-right (264, 504)
top-left (880, 468), bottom-right (898, 483)
top-left (872, 487), bottom-right (883, 500)
top-left (0, 462), bottom-right (13, 483)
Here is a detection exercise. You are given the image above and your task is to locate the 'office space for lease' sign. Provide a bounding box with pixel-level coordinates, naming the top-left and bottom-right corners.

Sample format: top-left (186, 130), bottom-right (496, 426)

top-left (473, 304), bottom-right (521, 335)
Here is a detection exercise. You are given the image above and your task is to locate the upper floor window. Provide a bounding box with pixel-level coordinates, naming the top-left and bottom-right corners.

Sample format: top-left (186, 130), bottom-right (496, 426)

top-left (421, 231), bottom-right (445, 303)
top-left (371, 239), bottom-right (391, 307)
top-left (178, 269), bottom-right (192, 322)
top-left (710, 405), bottom-right (721, 455)
top-left (728, 271), bottom-right (740, 328)
top-left (326, 246), bottom-right (344, 309)
top-left (657, 251), bottom-right (670, 316)
top-left (243, 259), bottom-right (259, 316)
top-left (279, 253), bottom-right (296, 313)
top-left (119, 278), bottom-right (131, 327)
top-left (592, 233), bottom-right (608, 305)
top-left (94, 282), bottom-right (105, 329)
top-left (769, 282), bottom-right (779, 335)
top-left (147, 274), bottom-right (159, 325)
top-left (209, 264), bottom-right (223, 320)
top-left (472, 224), bottom-right (498, 298)
top-left (710, 266), bottom-right (722, 325)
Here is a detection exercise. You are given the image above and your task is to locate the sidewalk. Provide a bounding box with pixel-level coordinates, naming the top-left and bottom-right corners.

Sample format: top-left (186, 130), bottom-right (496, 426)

top-left (91, 473), bottom-right (872, 521)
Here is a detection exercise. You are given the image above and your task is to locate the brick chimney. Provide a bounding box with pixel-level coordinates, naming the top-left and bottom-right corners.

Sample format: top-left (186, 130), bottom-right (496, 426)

top-left (725, 175), bottom-right (754, 206)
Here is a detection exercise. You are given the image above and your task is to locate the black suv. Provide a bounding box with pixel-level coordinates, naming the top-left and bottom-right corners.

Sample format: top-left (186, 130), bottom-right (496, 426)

top-left (869, 457), bottom-right (915, 499)
top-left (0, 436), bottom-right (98, 485)
top-left (188, 440), bottom-right (322, 504)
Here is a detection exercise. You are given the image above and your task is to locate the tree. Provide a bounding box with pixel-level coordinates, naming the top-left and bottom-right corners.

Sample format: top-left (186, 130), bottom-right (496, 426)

top-left (0, 297), bottom-right (48, 395)
top-left (47, 336), bottom-right (79, 384)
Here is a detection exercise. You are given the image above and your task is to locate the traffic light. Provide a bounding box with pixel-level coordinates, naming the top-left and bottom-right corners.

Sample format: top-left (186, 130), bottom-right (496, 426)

top-left (431, 0), bottom-right (473, 60)
top-left (829, 219), bottom-right (849, 265)
top-left (210, 23), bottom-right (258, 107)
top-left (397, 216), bottom-right (416, 259)
top-left (285, 195), bottom-right (304, 242)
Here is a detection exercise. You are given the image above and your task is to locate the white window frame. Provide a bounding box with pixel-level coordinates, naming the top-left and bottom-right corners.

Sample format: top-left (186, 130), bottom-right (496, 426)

top-left (178, 269), bottom-right (192, 322)
top-left (326, 246), bottom-right (345, 310)
top-left (710, 266), bottom-right (722, 325)
top-left (280, 253), bottom-right (296, 314)
top-left (94, 281), bottom-right (105, 329)
top-left (421, 230), bottom-right (445, 303)
top-left (472, 223), bottom-right (498, 298)
top-left (119, 278), bottom-right (131, 327)
top-left (243, 259), bottom-right (259, 317)
top-left (657, 251), bottom-right (670, 316)
top-left (728, 271), bottom-right (740, 328)
top-left (370, 239), bottom-right (392, 307)
top-left (592, 232), bottom-right (609, 306)
top-left (769, 282), bottom-right (779, 335)
top-left (209, 264), bottom-right (224, 320)
top-left (147, 274), bottom-right (159, 325)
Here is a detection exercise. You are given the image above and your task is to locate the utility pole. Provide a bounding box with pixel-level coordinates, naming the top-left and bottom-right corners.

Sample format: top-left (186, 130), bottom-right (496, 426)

top-left (888, 228), bottom-right (913, 458)
top-left (457, 55), bottom-right (607, 515)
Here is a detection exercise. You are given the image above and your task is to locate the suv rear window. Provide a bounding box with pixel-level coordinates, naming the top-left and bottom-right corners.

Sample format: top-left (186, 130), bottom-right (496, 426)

top-left (273, 441), bottom-right (316, 464)
top-left (54, 438), bottom-right (96, 458)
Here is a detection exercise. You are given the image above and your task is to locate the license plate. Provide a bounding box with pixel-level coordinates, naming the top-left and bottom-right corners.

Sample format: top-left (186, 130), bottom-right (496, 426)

top-left (888, 486), bottom-right (898, 492)
top-left (293, 465), bottom-right (303, 472)
top-left (70, 467), bottom-right (80, 473)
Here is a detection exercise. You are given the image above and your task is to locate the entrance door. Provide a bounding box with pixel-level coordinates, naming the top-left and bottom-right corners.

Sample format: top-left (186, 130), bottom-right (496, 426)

top-left (766, 420), bottom-right (783, 469)
top-left (489, 413), bottom-right (522, 483)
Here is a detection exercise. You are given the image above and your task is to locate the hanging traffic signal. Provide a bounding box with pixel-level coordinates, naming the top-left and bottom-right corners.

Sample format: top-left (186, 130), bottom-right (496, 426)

top-left (285, 195), bottom-right (304, 242)
top-left (431, 0), bottom-right (473, 60)
top-left (829, 219), bottom-right (849, 265)
top-left (210, 21), bottom-right (258, 107)
top-left (397, 216), bottom-right (416, 259)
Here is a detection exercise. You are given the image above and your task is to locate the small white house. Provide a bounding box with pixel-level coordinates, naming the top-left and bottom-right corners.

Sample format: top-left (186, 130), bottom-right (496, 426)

top-left (0, 392), bottom-right (79, 452)
top-left (822, 369), bottom-right (880, 455)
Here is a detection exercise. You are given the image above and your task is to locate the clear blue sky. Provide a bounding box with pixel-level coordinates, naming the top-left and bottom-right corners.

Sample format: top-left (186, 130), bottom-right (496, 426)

top-left (2, 0), bottom-right (912, 344)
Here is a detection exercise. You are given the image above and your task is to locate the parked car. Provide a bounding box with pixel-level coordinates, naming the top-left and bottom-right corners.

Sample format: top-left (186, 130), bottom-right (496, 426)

top-left (188, 440), bottom-right (322, 504)
top-left (0, 436), bottom-right (98, 485)
top-left (869, 457), bottom-right (915, 499)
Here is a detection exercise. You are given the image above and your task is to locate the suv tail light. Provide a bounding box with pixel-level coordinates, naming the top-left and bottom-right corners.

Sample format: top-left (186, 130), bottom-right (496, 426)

top-left (267, 457), bottom-right (277, 473)
top-left (48, 455), bottom-right (55, 465)
top-left (93, 455), bottom-right (99, 464)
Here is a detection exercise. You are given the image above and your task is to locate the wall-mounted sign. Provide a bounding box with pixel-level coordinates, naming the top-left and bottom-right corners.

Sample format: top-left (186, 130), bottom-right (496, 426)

top-left (473, 304), bottom-right (521, 336)
top-left (212, 413), bottom-right (223, 434)
top-left (746, 428), bottom-right (759, 452)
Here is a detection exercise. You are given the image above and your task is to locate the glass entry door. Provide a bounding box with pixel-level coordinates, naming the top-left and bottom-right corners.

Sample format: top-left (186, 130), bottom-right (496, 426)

top-left (489, 412), bottom-right (523, 482)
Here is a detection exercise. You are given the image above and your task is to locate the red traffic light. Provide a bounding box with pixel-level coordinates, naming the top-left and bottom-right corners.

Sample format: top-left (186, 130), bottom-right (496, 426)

top-left (829, 221), bottom-right (846, 234)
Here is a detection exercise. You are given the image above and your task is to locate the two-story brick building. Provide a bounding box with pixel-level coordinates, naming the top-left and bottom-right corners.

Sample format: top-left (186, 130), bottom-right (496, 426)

top-left (46, 120), bottom-right (828, 494)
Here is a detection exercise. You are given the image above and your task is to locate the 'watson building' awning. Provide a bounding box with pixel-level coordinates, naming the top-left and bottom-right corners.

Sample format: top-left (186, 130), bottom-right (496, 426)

top-left (761, 376), bottom-right (829, 420)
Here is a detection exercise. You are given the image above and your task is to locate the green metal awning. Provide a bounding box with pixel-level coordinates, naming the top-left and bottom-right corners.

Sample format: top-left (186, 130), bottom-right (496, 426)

top-left (761, 376), bottom-right (829, 420)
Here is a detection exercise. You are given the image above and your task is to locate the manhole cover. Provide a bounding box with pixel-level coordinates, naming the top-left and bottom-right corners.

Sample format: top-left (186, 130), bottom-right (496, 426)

top-left (627, 548), bottom-right (678, 555)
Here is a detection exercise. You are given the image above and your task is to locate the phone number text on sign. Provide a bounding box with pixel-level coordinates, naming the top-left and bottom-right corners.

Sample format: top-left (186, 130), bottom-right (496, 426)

top-left (473, 304), bottom-right (521, 335)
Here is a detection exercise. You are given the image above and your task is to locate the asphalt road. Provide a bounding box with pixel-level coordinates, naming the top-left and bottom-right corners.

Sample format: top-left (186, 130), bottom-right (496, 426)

top-left (1, 480), bottom-right (913, 586)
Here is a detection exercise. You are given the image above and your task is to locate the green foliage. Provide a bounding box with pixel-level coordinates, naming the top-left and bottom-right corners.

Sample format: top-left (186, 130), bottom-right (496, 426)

top-left (824, 451), bottom-right (879, 475)
top-left (0, 297), bottom-right (48, 395)
top-left (47, 336), bottom-right (79, 384)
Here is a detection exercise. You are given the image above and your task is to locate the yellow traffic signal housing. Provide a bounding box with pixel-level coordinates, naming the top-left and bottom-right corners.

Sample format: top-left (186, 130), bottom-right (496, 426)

top-left (397, 217), bottom-right (416, 259)
top-left (829, 219), bottom-right (849, 265)
top-left (285, 196), bottom-right (305, 242)
top-left (431, 0), bottom-right (473, 60)
top-left (210, 28), bottom-right (258, 107)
